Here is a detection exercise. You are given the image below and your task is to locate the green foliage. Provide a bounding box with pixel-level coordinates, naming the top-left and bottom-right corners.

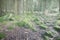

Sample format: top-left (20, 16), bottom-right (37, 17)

top-left (0, 27), bottom-right (2, 30)
top-left (16, 20), bottom-right (36, 32)
top-left (3, 14), bottom-right (14, 21)
top-left (54, 14), bottom-right (60, 32)
top-left (0, 12), bottom-right (48, 32)
top-left (0, 16), bottom-right (4, 22)
top-left (34, 18), bottom-right (39, 21)
top-left (56, 38), bottom-right (60, 40)
top-left (16, 21), bottom-right (27, 27)
top-left (0, 32), bottom-right (6, 39)
top-left (7, 26), bottom-right (14, 30)
top-left (0, 0), bottom-right (59, 40)
top-left (0, 14), bottom-right (14, 23)
top-left (43, 31), bottom-right (54, 38)
top-left (56, 20), bottom-right (60, 25)
top-left (55, 36), bottom-right (60, 40)
top-left (33, 18), bottom-right (48, 29)
top-left (15, 14), bottom-right (37, 31)
top-left (54, 25), bottom-right (60, 32)
top-left (39, 24), bottom-right (48, 29)
top-left (43, 36), bottom-right (49, 40)
top-left (57, 17), bottom-right (60, 20)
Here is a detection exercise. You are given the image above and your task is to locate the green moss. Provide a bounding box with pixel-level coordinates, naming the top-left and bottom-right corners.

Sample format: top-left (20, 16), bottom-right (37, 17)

top-left (0, 32), bottom-right (6, 39)
top-left (7, 26), bottom-right (14, 30)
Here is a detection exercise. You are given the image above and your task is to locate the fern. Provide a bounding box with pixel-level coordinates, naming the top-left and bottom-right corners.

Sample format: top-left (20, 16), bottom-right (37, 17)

top-left (43, 31), bottom-right (54, 38)
top-left (54, 25), bottom-right (60, 32)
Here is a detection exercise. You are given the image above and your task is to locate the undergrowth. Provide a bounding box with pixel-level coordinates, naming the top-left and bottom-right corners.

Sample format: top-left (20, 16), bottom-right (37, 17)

top-left (0, 32), bottom-right (6, 39)
top-left (0, 12), bottom-right (60, 40)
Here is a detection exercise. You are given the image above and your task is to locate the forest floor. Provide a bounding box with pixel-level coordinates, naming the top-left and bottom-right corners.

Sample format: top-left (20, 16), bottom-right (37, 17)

top-left (0, 21), bottom-right (44, 40)
top-left (0, 13), bottom-right (60, 40)
top-left (0, 21), bottom-right (60, 40)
